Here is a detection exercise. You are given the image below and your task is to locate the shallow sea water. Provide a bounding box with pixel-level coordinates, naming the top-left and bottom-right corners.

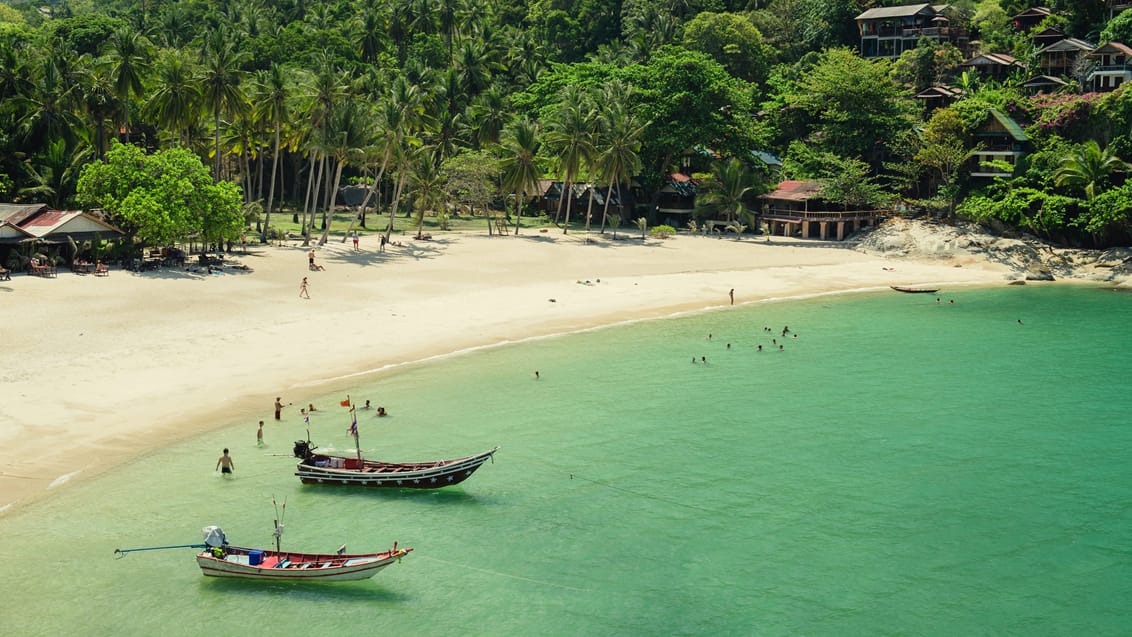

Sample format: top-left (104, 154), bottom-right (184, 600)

top-left (2, 285), bottom-right (1131, 636)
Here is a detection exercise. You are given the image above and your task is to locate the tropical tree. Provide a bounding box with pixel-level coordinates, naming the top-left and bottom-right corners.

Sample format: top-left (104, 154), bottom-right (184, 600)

top-left (544, 86), bottom-right (596, 233)
top-left (103, 26), bottom-right (152, 144)
top-left (408, 146), bottom-right (445, 239)
top-left (252, 63), bottom-right (293, 241)
top-left (200, 29), bottom-right (249, 182)
top-left (144, 49), bottom-right (201, 148)
top-left (76, 142), bottom-right (243, 248)
top-left (696, 157), bottom-right (763, 231)
top-left (1053, 140), bottom-right (1128, 200)
top-left (498, 117), bottom-right (543, 235)
top-left (594, 84), bottom-right (647, 234)
top-left (319, 101), bottom-right (372, 245)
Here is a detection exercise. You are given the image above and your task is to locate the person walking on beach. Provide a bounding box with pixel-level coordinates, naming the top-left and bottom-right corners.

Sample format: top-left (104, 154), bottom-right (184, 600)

top-left (274, 397), bottom-right (283, 421)
top-left (729, 289), bottom-right (734, 305)
top-left (257, 421), bottom-right (264, 446)
top-left (352, 231), bottom-right (360, 251)
top-left (299, 277), bottom-right (310, 299)
top-left (216, 448), bottom-right (235, 476)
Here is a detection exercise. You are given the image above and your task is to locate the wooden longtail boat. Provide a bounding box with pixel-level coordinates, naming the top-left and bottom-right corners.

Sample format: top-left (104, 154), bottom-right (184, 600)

top-left (293, 439), bottom-right (498, 488)
top-left (116, 525), bottom-right (411, 582)
top-left (890, 286), bottom-right (940, 294)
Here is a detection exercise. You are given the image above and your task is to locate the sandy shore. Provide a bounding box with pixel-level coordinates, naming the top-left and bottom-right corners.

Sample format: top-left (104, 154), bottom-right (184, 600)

top-left (0, 230), bottom-right (1012, 511)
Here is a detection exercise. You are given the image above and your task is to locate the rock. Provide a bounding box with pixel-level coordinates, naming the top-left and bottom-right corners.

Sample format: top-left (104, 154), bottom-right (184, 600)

top-left (1008, 280), bottom-right (1026, 285)
top-left (1025, 269), bottom-right (1055, 281)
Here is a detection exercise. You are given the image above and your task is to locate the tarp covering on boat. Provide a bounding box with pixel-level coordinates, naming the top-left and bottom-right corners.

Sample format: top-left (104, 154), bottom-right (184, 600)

top-left (202, 526), bottom-right (227, 548)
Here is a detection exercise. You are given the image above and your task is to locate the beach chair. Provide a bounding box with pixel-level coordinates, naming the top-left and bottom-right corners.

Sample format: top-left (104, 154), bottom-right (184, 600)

top-left (0, 266), bottom-right (10, 281)
top-left (94, 262), bottom-right (109, 277)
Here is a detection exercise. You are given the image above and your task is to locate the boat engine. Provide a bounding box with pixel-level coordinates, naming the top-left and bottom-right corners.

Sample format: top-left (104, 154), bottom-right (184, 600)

top-left (293, 439), bottom-right (314, 460)
top-left (202, 525), bottom-right (227, 548)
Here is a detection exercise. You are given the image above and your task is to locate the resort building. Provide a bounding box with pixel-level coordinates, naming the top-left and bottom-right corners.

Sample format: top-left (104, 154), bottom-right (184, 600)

top-left (969, 109), bottom-right (1029, 179)
top-left (758, 181), bottom-right (878, 241)
top-left (1085, 42), bottom-right (1132, 92)
top-left (855, 4), bottom-right (969, 60)
top-left (960, 52), bottom-right (1023, 83)
top-left (1036, 38), bottom-right (1095, 80)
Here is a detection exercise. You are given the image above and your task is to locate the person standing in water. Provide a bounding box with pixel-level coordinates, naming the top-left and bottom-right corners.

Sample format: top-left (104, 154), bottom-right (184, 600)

top-left (215, 449), bottom-right (235, 476)
top-left (256, 421), bottom-right (264, 446)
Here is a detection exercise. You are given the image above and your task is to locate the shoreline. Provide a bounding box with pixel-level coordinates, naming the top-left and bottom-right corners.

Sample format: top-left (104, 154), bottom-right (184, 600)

top-left (0, 230), bottom-right (1017, 513)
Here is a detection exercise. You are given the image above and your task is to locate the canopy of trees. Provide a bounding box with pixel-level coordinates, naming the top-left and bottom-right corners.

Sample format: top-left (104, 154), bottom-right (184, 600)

top-left (0, 0), bottom-right (1130, 247)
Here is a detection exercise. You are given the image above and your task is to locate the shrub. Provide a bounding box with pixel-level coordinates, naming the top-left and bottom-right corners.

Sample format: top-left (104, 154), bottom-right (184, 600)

top-left (649, 224), bottom-right (677, 238)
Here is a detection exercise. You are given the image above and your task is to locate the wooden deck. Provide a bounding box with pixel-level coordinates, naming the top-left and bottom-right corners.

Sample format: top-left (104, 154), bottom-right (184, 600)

top-left (762, 209), bottom-right (881, 241)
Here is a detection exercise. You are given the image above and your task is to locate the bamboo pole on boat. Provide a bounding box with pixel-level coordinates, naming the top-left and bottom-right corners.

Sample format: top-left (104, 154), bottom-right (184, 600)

top-left (114, 543), bottom-right (205, 556)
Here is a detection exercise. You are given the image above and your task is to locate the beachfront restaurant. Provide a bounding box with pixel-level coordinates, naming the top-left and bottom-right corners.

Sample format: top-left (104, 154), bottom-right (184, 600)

top-left (758, 180), bottom-right (879, 241)
top-left (0, 203), bottom-right (124, 271)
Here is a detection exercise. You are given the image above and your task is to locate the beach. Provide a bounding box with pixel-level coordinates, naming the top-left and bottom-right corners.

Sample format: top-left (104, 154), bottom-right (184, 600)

top-left (0, 229), bottom-right (1012, 511)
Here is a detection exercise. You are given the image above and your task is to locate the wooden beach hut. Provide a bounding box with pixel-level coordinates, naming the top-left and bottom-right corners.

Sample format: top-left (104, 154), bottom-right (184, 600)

top-left (758, 180), bottom-right (878, 241)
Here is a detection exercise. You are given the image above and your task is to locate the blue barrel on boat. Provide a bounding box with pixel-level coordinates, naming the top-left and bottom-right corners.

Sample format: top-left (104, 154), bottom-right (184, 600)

top-left (248, 550), bottom-right (264, 566)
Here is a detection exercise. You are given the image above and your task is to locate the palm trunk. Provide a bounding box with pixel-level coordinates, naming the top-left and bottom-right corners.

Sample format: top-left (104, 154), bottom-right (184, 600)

top-left (385, 167), bottom-right (409, 241)
top-left (513, 191), bottom-right (524, 235)
top-left (584, 185), bottom-right (596, 232)
top-left (319, 158), bottom-right (344, 245)
top-left (213, 111), bottom-right (222, 182)
top-left (561, 172), bottom-right (575, 235)
top-left (599, 175), bottom-right (616, 234)
top-left (262, 118), bottom-right (281, 242)
top-left (303, 152), bottom-right (324, 246)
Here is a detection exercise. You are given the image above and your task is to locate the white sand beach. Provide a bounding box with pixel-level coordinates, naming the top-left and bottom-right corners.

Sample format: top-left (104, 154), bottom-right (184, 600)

top-left (0, 229), bottom-right (1012, 510)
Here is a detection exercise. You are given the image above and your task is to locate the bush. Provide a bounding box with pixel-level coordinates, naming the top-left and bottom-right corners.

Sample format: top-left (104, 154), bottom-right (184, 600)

top-left (649, 224), bottom-right (677, 239)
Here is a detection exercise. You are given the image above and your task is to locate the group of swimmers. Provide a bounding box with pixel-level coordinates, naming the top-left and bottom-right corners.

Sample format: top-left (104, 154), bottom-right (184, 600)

top-left (694, 325), bottom-right (797, 363)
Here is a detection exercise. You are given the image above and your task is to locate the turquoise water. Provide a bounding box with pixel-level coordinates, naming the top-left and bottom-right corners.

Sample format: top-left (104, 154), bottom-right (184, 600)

top-left (2, 285), bottom-right (1131, 636)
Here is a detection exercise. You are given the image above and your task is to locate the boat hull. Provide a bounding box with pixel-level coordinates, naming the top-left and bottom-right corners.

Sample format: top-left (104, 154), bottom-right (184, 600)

top-left (295, 448), bottom-right (498, 488)
top-left (890, 286), bottom-right (939, 294)
top-left (196, 545), bottom-right (411, 581)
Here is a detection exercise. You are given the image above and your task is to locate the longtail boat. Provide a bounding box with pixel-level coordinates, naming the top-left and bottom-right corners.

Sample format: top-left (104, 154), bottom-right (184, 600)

top-left (114, 503), bottom-right (411, 582)
top-left (891, 286), bottom-right (940, 294)
top-left (293, 439), bottom-right (498, 488)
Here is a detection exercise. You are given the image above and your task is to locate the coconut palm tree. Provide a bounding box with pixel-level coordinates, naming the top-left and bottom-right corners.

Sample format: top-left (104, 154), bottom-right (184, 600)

top-left (409, 146), bottom-right (445, 239)
top-left (200, 28), bottom-right (249, 182)
top-left (595, 85), bottom-right (648, 234)
top-left (103, 26), bottom-right (152, 144)
top-left (1053, 139), bottom-right (1128, 200)
top-left (499, 118), bottom-right (543, 235)
top-left (251, 63), bottom-right (293, 241)
top-left (696, 158), bottom-right (762, 232)
top-left (318, 101), bottom-right (373, 245)
top-left (145, 50), bottom-right (201, 148)
top-left (76, 60), bottom-right (120, 161)
top-left (545, 86), bottom-right (596, 234)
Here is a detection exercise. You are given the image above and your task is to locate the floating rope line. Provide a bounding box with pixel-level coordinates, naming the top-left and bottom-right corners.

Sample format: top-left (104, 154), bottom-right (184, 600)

top-left (569, 473), bottom-right (718, 514)
top-left (417, 555), bottom-right (589, 592)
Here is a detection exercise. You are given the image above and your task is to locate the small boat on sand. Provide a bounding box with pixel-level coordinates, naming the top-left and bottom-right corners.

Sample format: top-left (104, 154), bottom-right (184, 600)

top-left (891, 286), bottom-right (940, 294)
top-left (293, 439), bottom-right (498, 488)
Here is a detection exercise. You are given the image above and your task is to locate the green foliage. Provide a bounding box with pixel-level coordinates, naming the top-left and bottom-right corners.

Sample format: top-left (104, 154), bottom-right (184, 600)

top-left (75, 142), bottom-right (244, 247)
top-left (649, 224), bottom-right (677, 238)
top-left (44, 14), bottom-right (127, 57)
top-left (621, 46), bottom-right (757, 170)
top-left (957, 187), bottom-right (1077, 239)
top-left (781, 47), bottom-right (916, 161)
top-left (1099, 9), bottom-right (1132, 45)
top-left (682, 11), bottom-right (773, 84)
top-left (1012, 92), bottom-right (1103, 142)
top-left (892, 40), bottom-right (965, 94)
top-left (1080, 184), bottom-right (1132, 244)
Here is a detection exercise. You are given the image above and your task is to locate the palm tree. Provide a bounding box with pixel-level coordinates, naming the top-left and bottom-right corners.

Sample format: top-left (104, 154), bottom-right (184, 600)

top-left (200, 29), bottom-right (249, 182)
top-left (251, 63), bottom-right (292, 241)
top-left (696, 158), bottom-right (762, 232)
top-left (545, 86), bottom-right (596, 234)
top-left (318, 101), bottom-right (373, 245)
top-left (499, 118), bottom-right (543, 235)
top-left (595, 85), bottom-right (648, 234)
top-left (77, 60), bottom-right (120, 160)
top-left (409, 146), bottom-right (445, 239)
top-left (103, 26), bottom-right (152, 144)
top-left (15, 57), bottom-right (83, 151)
top-left (1053, 139), bottom-right (1128, 200)
top-left (145, 50), bottom-right (201, 148)
top-left (384, 76), bottom-right (429, 242)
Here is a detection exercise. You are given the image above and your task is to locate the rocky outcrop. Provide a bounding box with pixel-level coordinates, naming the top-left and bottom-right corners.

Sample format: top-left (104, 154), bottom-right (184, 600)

top-left (852, 218), bottom-right (1132, 284)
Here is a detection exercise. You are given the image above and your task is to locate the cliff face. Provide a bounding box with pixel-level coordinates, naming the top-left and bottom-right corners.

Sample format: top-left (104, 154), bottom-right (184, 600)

top-left (853, 218), bottom-right (1132, 285)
